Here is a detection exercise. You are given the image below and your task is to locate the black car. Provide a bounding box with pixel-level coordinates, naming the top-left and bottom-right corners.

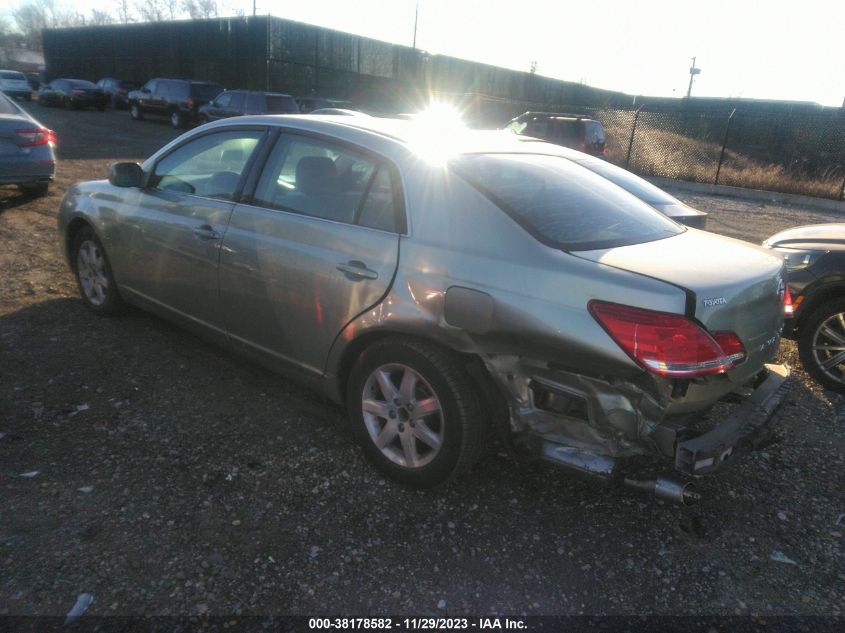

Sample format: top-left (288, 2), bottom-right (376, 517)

top-left (505, 112), bottom-right (607, 157)
top-left (764, 224), bottom-right (845, 391)
top-left (37, 79), bottom-right (108, 110)
top-left (295, 96), bottom-right (354, 113)
top-left (96, 78), bottom-right (142, 109)
top-left (198, 90), bottom-right (299, 122)
top-left (128, 78), bottom-right (224, 128)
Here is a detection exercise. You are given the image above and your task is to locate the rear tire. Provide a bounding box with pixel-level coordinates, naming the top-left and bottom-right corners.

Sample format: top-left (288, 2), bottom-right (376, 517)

top-left (130, 103), bottom-right (143, 120)
top-left (72, 227), bottom-right (124, 316)
top-left (798, 297), bottom-right (845, 393)
top-left (64, 97), bottom-right (73, 110)
top-left (346, 338), bottom-right (485, 488)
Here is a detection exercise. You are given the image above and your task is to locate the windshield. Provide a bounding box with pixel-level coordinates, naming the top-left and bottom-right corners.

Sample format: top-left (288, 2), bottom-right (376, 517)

top-left (1, 71), bottom-right (27, 81)
top-left (452, 153), bottom-right (684, 251)
top-left (571, 156), bottom-right (680, 206)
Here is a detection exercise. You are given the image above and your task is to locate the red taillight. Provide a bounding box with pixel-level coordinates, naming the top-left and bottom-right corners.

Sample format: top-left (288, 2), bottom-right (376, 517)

top-left (73, 88), bottom-right (84, 95)
top-left (15, 127), bottom-right (56, 147)
top-left (588, 300), bottom-right (745, 377)
top-left (783, 287), bottom-right (794, 318)
top-left (186, 97), bottom-right (195, 109)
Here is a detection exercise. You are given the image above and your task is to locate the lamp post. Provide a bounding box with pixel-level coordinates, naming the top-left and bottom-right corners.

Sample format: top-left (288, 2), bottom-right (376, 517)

top-left (412, 1), bottom-right (419, 49)
top-left (686, 56), bottom-right (701, 98)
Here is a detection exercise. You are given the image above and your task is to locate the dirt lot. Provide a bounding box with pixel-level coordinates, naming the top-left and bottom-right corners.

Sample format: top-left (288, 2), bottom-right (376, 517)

top-left (1, 103), bottom-right (843, 619)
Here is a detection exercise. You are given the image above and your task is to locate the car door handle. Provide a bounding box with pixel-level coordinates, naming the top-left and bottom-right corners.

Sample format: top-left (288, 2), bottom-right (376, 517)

top-left (336, 261), bottom-right (378, 280)
top-left (193, 225), bottom-right (221, 241)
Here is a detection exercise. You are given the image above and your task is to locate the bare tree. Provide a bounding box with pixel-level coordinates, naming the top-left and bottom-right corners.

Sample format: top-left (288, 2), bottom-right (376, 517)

top-left (115, 0), bottom-right (135, 23)
top-left (90, 9), bottom-right (114, 25)
top-left (12, 0), bottom-right (85, 49)
top-left (134, 0), bottom-right (167, 22)
top-left (182, 0), bottom-right (218, 19)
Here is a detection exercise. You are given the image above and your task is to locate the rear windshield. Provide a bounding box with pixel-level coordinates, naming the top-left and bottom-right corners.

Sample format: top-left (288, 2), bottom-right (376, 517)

top-left (0, 94), bottom-right (19, 114)
top-left (452, 153), bottom-right (683, 251)
top-left (191, 83), bottom-right (224, 100)
top-left (1, 71), bottom-right (26, 80)
top-left (68, 79), bottom-right (97, 88)
top-left (553, 120), bottom-right (583, 141)
top-left (266, 95), bottom-right (299, 113)
top-left (570, 156), bottom-right (679, 206)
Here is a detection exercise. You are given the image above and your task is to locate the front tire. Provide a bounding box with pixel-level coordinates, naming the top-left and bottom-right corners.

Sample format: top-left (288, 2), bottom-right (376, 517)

top-left (346, 338), bottom-right (485, 488)
top-left (170, 110), bottom-right (185, 128)
top-left (130, 103), bottom-right (143, 120)
top-left (72, 227), bottom-right (124, 316)
top-left (798, 297), bottom-right (845, 392)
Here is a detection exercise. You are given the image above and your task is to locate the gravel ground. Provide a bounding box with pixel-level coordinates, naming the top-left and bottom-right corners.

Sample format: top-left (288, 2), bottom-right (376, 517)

top-left (1, 103), bottom-right (843, 619)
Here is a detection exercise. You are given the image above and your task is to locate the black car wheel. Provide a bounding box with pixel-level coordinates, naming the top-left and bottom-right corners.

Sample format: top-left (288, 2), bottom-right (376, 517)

top-left (72, 227), bottom-right (124, 316)
top-left (64, 97), bottom-right (74, 110)
top-left (130, 103), bottom-right (143, 120)
top-left (346, 337), bottom-right (485, 488)
top-left (798, 297), bottom-right (845, 392)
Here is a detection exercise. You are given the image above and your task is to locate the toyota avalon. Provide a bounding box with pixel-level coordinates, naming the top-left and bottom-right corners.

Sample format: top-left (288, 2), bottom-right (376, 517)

top-left (57, 116), bottom-right (790, 502)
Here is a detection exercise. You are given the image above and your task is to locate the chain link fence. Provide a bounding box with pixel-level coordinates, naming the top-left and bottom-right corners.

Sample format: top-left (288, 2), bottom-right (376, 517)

top-left (592, 107), bottom-right (845, 200)
top-left (468, 97), bottom-right (845, 201)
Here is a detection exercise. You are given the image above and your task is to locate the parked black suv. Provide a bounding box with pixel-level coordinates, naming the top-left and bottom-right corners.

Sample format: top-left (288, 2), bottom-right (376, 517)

top-left (198, 90), bottom-right (300, 122)
top-left (128, 78), bottom-right (224, 128)
top-left (505, 112), bottom-right (607, 157)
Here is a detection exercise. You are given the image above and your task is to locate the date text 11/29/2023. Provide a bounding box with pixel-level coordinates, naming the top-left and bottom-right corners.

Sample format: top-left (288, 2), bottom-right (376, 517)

top-left (308, 618), bottom-right (527, 630)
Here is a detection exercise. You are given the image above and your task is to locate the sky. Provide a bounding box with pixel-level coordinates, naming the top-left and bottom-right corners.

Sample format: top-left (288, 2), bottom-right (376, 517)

top-left (3, 0), bottom-right (844, 106)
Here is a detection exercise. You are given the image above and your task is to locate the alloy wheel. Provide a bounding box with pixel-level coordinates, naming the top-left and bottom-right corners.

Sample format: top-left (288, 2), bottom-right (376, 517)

top-left (76, 240), bottom-right (109, 306)
top-left (811, 311), bottom-right (845, 385)
top-left (361, 363), bottom-right (444, 469)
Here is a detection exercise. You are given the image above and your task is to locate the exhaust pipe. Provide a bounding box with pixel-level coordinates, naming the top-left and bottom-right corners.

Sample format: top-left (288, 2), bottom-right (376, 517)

top-left (624, 477), bottom-right (701, 505)
top-left (540, 441), bottom-right (700, 505)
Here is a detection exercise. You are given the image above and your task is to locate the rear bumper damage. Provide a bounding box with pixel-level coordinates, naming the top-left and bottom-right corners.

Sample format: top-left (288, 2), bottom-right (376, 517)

top-left (487, 356), bottom-right (791, 502)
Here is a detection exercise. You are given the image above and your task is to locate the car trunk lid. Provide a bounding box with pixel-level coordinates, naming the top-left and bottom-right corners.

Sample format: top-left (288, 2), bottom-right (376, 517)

top-left (0, 114), bottom-right (37, 155)
top-left (575, 229), bottom-right (786, 382)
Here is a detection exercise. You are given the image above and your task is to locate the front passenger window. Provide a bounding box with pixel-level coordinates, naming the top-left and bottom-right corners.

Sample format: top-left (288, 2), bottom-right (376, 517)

top-left (151, 130), bottom-right (263, 200)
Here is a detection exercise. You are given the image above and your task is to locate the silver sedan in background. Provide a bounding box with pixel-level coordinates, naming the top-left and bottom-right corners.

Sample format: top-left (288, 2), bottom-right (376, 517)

top-left (0, 92), bottom-right (55, 196)
top-left (57, 116), bottom-right (788, 502)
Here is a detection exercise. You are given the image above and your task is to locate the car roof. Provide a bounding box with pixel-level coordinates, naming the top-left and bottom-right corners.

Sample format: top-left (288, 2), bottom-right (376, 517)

top-left (199, 114), bottom-right (565, 155)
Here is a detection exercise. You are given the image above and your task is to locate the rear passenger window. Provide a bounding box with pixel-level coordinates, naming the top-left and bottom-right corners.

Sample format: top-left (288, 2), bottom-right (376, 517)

top-left (357, 166), bottom-right (400, 232)
top-left (229, 92), bottom-right (245, 111)
top-left (245, 93), bottom-right (263, 113)
top-left (252, 135), bottom-right (377, 225)
top-left (151, 130), bottom-right (263, 200)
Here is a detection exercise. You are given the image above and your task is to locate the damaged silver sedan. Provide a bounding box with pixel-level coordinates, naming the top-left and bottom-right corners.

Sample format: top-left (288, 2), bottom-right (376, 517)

top-left (57, 115), bottom-right (790, 501)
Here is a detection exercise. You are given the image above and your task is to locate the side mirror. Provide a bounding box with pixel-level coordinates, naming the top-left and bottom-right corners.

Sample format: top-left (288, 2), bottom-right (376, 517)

top-left (109, 162), bottom-right (144, 188)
